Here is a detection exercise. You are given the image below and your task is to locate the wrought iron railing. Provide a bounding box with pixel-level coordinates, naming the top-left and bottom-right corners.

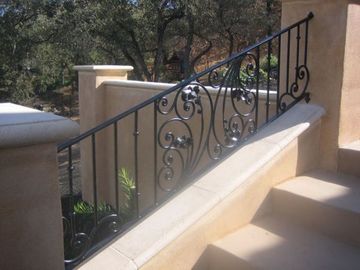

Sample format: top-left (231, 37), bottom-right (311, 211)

top-left (58, 12), bottom-right (313, 269)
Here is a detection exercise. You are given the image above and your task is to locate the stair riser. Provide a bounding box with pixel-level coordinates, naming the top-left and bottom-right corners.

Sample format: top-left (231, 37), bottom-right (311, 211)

top-left (272, 189), bottom-right (360, 247)
top-left (338, 149), bottom-right (360, 177)
top-left (199, 245), bottom-right (257, 270)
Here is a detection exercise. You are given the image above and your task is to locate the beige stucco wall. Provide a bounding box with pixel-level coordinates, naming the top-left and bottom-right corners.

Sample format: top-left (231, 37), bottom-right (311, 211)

top-left (282, 0), bottom-right (345, 170)
top-left (282, 0), bottom-right (360, 170)
top-left (339, 3), bottom-right (360, 146)
top-left (77, 74), bottom-right (277, 213)
top-left (105, 82), bottom-right (276, 210)
top-left (0, 144), bottom-right (64, 270)
top-left (74, 66), bottom-right (133, 204)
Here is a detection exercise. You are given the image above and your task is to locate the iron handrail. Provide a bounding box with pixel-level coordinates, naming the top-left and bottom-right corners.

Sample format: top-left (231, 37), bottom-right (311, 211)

top-left (58, 12), bottom-right (313, 152)
top-left (59, 12), bottom-right (314, 268)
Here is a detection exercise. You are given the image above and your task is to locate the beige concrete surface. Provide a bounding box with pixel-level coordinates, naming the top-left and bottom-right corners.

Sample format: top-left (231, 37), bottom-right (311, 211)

top-left (341, 139), bottom-right (360, 151)
top-left (76, 103), bottom-right (324, 270)
top-left (272, 170), bottom-right (360, 246)
top-left (282, 0), bottom-right (351, 171)
top-left (338, 140), bottom-right (360, 177)
top-left (0, 144), bottom-right (64, 270)
top-left (0, 102), bottom-right (79, 148)
top-left (77, 248), bottom-right (137, 270)
top-left (202, 216), bottom-right (360, 270)
top-left (339, 4), bottom-right (360, 146)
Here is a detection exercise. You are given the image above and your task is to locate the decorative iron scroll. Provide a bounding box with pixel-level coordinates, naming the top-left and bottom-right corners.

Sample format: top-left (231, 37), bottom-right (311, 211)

top-left (279, 64), bottom-right (310, 111)
top-left (155, 52), bottom-right (259, 191)
top-left (63, 213), bottom-right (121, 265)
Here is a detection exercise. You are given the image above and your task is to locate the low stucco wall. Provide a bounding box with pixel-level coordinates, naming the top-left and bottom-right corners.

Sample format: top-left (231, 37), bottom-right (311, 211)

top-left (79, 78), bottom-right (277, 213)
top-left (76, 103), bottom-right (324, 270)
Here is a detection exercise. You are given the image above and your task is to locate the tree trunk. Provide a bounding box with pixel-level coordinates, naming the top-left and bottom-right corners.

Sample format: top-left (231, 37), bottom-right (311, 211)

top-left (183, 13), bottom-right (194, 78)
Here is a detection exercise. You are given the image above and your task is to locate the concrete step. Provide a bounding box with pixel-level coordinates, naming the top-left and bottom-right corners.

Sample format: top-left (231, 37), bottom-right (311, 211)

top-left (204, 216), bottom-right (360, 270)
top-left (272, 170), bottom-right (360, 246)
top-left (339, 140), bottom-right (360, 177)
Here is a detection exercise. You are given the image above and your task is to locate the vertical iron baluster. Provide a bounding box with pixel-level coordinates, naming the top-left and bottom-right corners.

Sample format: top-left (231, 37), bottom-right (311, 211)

top-left (276, 35), bottom-right (281, 115)
top-left (134, 111), bottom-right (140, 218)
top-left (114, 122), bottom-right (119, 214)
top-left (91, 134), bottom-right (98, 225)
top-left (295, 25), bottom-right (301, 84)
top-left (68, 146), bottom-right (75, 238)
top-left (304, 20), bottom-right (309, 66)
top-left (153, 102), bottom-right (158, 206)
top-left (286, 29), bottom-right (291, 94)
top-left (255, 47), bottom-right (260, 129)
top-left (266, 40), bottom-right (272, 122)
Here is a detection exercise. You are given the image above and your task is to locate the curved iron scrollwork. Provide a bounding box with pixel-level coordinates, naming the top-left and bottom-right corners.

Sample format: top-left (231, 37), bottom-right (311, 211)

top-left (155, 52), bottom-right (259, 191)
top-left (63, 213), bottom-right (122, 265)
top-left (156, 83), bottom-right (209, 191)
top-left (279, 64), bottom-right (310, 111)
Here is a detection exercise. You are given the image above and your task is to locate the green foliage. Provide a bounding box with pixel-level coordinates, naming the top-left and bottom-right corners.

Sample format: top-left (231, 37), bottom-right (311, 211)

top-left (260, 54), bottom-right (278, 73)
top-left (74, 201), bottom-right (113, 215)
top-left (72, 167), bottom-right (136, 222)
top-left (118, 167), bottom-right (136, 219)
top-left (0, 1), bottom-right (281, 103)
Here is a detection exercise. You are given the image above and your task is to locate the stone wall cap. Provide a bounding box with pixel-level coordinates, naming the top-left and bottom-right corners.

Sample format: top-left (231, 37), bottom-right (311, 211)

top-left (73, 65), bottom-right (134, 72)
top-left (0, 103), bottom-right (79, 148)
top-left (105, 79), bottom-right (277, 99)
top-left (105, 79), bottom-right (176, 90)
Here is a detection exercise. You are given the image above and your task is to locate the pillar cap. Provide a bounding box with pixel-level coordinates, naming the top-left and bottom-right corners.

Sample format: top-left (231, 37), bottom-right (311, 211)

top-left (0, 103), bottom-right (79, 148)
top-left (74, 65), bottom-right (134, 76)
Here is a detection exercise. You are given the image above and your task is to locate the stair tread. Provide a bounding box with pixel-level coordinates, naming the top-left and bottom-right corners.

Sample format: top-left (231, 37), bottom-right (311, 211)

top-left (340, 140), bottom-right (360, 151)
top-left (274, 170), bottom-right (360, 213)
top-left (212, 216), bottom-right (360, 270)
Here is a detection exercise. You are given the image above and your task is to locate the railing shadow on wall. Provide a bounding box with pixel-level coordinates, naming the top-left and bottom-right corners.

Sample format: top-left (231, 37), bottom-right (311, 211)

top-left (58, 12), bottom-right (313, 269)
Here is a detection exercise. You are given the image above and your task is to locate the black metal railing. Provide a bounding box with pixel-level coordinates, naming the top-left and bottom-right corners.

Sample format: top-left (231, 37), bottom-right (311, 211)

top-left (58, 12), bottom-right (313, 269)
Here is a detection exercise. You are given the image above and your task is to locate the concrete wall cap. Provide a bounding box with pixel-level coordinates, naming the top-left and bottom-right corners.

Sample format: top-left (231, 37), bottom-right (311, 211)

top-left (105, 79), bottom-right (176, 90)
top-left (73, 65), bottom-right (134, 76)
top-left (0, 103), bottom-right (79, 148)
top-left (78, 103), bottom-right (325, 269)
top-left (105, 79), bottom-right (277, 99)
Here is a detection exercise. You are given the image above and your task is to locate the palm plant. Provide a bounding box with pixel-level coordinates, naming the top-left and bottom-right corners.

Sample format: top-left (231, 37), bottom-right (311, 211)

top-left (118, 168), bottom-right (136, 220)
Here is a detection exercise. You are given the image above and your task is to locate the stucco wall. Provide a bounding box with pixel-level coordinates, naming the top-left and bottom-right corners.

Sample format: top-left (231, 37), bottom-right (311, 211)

top-left (78, 76), bottom-right (277, 213)
top-left (282, 0), bottom-right (360, 170)
top-left (339, 3), bottom-right (360, 146)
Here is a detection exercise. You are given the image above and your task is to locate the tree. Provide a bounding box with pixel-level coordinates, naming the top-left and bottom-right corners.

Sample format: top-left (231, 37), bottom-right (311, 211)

top-left (0, 0), bottom-right (281, 103)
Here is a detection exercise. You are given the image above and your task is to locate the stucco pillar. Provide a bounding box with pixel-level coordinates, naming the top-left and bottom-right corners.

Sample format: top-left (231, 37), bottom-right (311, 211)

top-left (73, 65), bottom-right (133, 203)
top-left (282, 0), bottom-right (360, 171)
top-left (338, 4), bottom-right (360, 146)
top-left (0, 103), bottom-right (79, 270)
